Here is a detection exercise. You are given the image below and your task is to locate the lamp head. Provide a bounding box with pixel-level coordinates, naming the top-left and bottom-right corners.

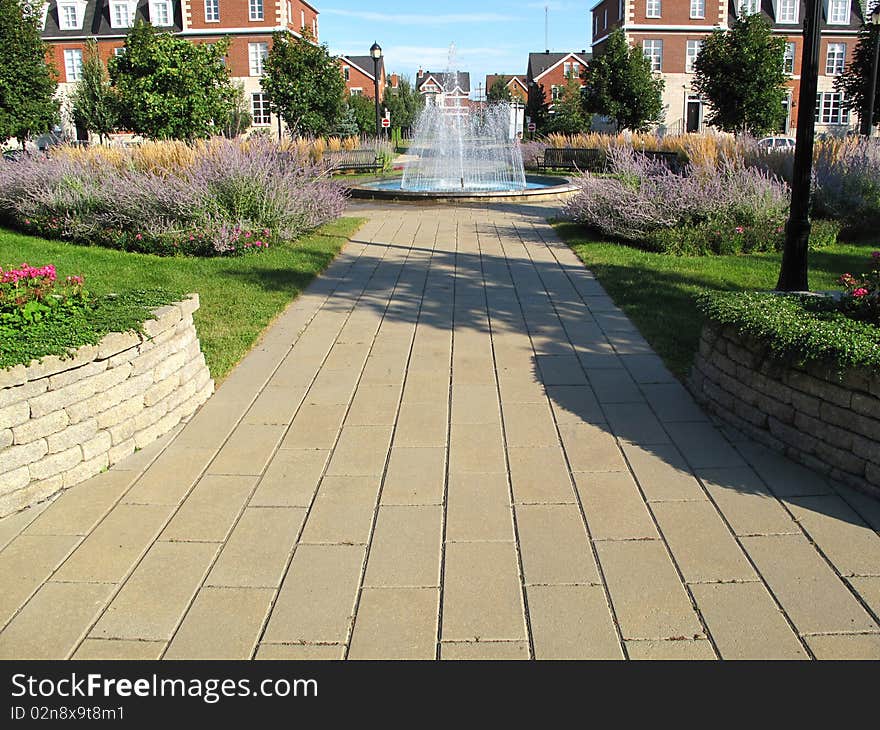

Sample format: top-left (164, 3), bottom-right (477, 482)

top-left (370, 42), bottom-right (383, 59)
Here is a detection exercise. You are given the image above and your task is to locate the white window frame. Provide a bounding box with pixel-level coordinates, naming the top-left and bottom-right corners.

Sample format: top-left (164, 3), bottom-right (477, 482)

top-left (777, 0), bottom-right (798, 23)
top-left (551, 84), bottom-right (563, 102)
top-left (816, 91), bottom-right (846, 124)
top-left (63, 48), bottom-right (83, 82)
top-left (251, 93), bottom-right (271, 126)
top-left (113, 47), bottom-right (126, 57)
top-left (739, 0), bottom-right (760, 16)
top-left (642, 39), bottom-right (663, 72)
top-left (248, 42), bottom-right (268, 76)
top-left (686, 40), bottom-right (702, 74)
top-left (149, 0), bottom-right (172, 26)
top-left (690, 0), bottom-right (705, 18)
top-left (783, 41), bottom-right (796, 74)
top-left (109, 0), bottom-right (138, 29)
top-left (204, 0), bottom-right (219, 22)
top-left (58, 1), bottom-right (86, 30)
top-left (825, 42), bottom-right (846, 75)
top-left (249, 0), bottom-right (264, 22)
top-left (646, 0), bottom-right (661, 18)
top-left (827, 0), bottom-right (850, 25)
top-left (349, 88), bottom-right (363, 96)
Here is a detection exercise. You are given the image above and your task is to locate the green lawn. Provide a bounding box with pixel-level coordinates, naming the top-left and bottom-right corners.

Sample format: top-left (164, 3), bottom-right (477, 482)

top-left (0, 218), bottom-right (364, 382)
top-left (554, 221), bottom-right (878, 380)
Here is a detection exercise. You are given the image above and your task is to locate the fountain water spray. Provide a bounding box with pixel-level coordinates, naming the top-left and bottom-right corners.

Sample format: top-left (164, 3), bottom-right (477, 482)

top-left (401, 44), bottom-right (527, 193)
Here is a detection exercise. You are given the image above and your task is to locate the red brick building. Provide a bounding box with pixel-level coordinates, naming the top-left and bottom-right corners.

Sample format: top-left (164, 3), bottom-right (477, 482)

top-left (339, 55), bottom-right (386, 101)
top-left (484, 74), bottom-right (528, 102)
top-left (41, 0), bottom-right (321, 135)
top-left (526, 51), bottom-right (591, 108)
top-left (589, 0), bottom-right (866, 135)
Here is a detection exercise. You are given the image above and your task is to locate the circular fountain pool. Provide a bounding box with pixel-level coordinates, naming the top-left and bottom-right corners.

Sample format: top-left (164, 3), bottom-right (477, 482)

top-left (349, 175), bottom-right (578, 203)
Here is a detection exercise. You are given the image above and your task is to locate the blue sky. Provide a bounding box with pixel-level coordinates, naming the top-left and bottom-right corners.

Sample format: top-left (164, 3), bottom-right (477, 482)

top-left (321, 1), bottom-right (594, 97)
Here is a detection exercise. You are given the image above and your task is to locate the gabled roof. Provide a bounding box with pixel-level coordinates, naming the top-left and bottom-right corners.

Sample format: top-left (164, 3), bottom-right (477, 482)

top-left (417, 71), bottom-right (471, 94)
top-left (341, 55), bottom-right (386, 81)
top-left (527, 51), bottom-right (591, 82)
top-left (42, 1), bottom-right (183, 39)
top-left (485, 74), bottom-right (528, 92)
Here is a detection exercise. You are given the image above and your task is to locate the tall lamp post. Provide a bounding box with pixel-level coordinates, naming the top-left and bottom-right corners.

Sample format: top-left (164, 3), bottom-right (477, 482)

top-left (863, 6), bottom-right (880, 136)
top-left (776, 0), bottom-right (823, 292)
top-left (370, 42), bottom-right (383, 138)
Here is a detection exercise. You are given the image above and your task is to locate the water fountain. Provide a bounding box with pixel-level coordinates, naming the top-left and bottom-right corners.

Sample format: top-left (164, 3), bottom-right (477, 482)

top-left (350, 46), bottom-right (576, 203)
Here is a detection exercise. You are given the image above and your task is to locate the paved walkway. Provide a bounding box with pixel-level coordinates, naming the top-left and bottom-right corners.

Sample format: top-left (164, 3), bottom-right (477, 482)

top-left (2, 203), bottom-right (880, 660)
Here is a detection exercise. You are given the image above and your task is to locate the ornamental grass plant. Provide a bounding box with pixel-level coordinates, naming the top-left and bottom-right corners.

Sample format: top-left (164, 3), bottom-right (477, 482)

top-left (0, 138), bottom-right (348, 256)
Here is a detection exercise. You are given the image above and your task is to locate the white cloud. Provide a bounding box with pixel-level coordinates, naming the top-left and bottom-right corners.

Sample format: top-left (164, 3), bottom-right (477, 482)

top-left (322, 9), bottom-right (523, 25)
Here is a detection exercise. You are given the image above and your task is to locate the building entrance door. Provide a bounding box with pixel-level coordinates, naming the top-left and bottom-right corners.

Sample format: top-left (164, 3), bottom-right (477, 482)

top-left (686, 98), bottom-right (702, 133)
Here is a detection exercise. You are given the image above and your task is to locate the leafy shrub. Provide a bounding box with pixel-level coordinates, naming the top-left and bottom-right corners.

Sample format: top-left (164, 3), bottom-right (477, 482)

top-left (0, 263), bottom-right (180, 369)
top-left (839, 251), bottom-right (880, 325)
top-left (696, 291), bottom-right (880, 373)
top-left (0, 263), bottom-right (87, 325)
top-left (0, 138), bottom-right (348, 256)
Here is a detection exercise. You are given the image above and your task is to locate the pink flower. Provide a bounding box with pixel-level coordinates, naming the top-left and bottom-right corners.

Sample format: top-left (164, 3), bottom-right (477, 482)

top-left (735, 226), bottom-right (744, 234)
top-left (853, 288), bottom-right (869, 298)
top-left (135, 233), bottom-right (142, 241)
top-left (254, 241), bottom-right (263, 248)
top-left (245, 231), bottom-right (252, 238)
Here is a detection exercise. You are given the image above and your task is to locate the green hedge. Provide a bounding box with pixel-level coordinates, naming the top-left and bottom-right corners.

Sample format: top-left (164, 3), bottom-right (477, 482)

top-left (644, 219), bottom-right (840, 256)
top-left (696, 291), bottom-right (880, 373)
top-left (1, 289), bottom-right (181, 370)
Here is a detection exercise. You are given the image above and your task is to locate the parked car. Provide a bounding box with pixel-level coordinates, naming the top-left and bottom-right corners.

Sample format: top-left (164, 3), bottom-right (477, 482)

top-left (757, 136), bottom-right (796, 150)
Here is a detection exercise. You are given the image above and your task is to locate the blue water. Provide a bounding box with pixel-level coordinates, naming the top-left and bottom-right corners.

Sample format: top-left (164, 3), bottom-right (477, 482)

top-left (362, 178), bottom-right (555, 193)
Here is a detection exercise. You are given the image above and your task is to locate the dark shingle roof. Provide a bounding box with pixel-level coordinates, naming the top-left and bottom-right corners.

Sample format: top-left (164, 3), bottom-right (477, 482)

top-left (342, 55), bottom-right (386, 80)
top-left (725, 1), bottom-right (863, 31)
top-left (527, 51), bottom-right (591, 81)
top-left (416, 71), bottom-right (471, 94)
top-left (42, 1), bottom-right (183, 38)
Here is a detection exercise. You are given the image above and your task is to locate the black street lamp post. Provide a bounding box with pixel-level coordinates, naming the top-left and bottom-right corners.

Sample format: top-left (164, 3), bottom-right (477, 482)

top-left (863, 6), bottom-right (880, 136)
top-left (776, 0), bottom-right (823, 292)
top-left (370, 42), bottom-right (383, 138)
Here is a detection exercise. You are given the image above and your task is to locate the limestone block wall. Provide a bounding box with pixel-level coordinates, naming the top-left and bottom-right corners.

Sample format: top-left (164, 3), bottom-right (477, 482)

top-left (690, 323), bottom-right (880, 498)
top-left (0, 295), bottom-right (214, 516)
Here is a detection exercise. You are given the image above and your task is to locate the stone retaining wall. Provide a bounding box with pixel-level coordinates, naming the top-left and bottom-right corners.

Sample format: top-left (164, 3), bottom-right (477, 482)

top-left (0, 295), bottom-right (214, 516)
top-left (690, 323), bottom-right (880, 498)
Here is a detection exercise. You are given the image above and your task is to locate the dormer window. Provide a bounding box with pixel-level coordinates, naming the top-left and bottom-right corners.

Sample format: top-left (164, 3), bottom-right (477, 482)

top-left (149, 0), bottom-right (172, 26)
top-left (109, 0), bottom-right (138, 29)
top-left (777, 0), bottom-right (798, 22)
top-left (58, 0), bottom-right (86, 30)
top-left (827, 0), bottom-right (850, 25)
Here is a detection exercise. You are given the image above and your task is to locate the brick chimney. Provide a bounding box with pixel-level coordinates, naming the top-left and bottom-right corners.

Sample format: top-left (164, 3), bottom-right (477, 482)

top-left (390, 73), bottom-right (399, 89)
top-left (417, 67), bottom-right (424, 79)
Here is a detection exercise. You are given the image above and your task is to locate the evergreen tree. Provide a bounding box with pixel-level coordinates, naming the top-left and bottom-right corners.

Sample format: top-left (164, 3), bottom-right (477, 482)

top-left (70, 40), bottom-right (118, 143)
top-left (526, 81), bottom-right (550, 133)
top-left (835, 4), bottom-right (880, 133)
top-left (110, 22), bottom-right (236, 140)
top-left (581, 29), bottom-right (664, 132)
top-left (0, 0), bottom-right (59, 144)
top-left (261, 30), bottom-right (346, 136)
top-left (693, 13), bottom-right (788, 135)
top-left (488, 77), bottom-right (513, 103)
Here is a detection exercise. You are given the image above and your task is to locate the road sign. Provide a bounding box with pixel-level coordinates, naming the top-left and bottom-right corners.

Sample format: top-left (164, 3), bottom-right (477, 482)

top-left (528, 123), bottom-right (537, 132)
top-left (381, 118), bottom-right (391, 128)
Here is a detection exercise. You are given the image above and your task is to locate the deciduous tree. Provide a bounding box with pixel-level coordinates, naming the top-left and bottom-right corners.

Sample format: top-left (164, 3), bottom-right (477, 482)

top-left (582, 29), bottom-right (664, 132)
top-left (836, 4), bottom-right (880, 133)
top-left (383, 76), bottom-right (423, 134)
top-left (70, 40), bottom-right (118, 143)
top-left (0, 0), bottom-right (59, 144)
top-left (261, 30), bottom-right (346, 136)
top-left (488, 77), bottom-right (513, 103)
top-left (693, 13), bottom-right (788, 135)
top-left (110, 22), bottom-right (236, 140)
top-left (545, 73), bottom-right (592, 134)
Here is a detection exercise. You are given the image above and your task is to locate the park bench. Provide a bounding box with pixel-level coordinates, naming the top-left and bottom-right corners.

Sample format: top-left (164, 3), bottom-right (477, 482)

top-left (641, 150), bottom-right (685, 173)
top-left (535, 147), bottom-right (605, 172)
top-left (326, 149), bottom-right (383, 172)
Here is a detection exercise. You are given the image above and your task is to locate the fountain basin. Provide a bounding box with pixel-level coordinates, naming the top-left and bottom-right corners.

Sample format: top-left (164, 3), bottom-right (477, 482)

top-left (348, 175), bottom-right (578, 203)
